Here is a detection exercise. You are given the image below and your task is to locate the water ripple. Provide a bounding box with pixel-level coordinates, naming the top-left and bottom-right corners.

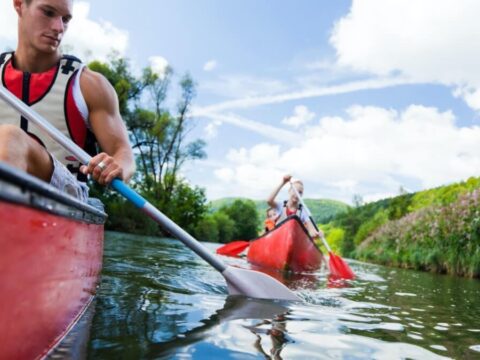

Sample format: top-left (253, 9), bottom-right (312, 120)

top-left (88, 233), bottom-right (480, 359)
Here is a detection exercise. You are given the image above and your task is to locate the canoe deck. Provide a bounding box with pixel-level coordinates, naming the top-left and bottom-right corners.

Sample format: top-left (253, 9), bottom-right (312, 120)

top-left (247, 215), bottom-right (323, 273)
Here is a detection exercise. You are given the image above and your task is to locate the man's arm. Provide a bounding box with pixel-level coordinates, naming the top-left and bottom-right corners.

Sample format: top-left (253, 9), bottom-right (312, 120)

top-left (79, 68), bottom-right (135, 185)
top-left (267, 174), bottom-right (291, 208)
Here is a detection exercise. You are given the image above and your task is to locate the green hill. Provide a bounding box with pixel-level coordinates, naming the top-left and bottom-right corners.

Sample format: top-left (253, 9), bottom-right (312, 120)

top-left (210, 197), bottom-right (349, 223)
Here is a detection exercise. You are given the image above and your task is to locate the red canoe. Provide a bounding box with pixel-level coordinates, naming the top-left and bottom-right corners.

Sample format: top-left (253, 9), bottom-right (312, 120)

top-left (0, 163), bottom-right (106, 360)
top-left (247, 215), bottom-right (324, 273)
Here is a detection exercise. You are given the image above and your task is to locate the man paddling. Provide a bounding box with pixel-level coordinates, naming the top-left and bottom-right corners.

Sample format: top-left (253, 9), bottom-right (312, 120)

top-left (0, 0), bottom-right (135, 202)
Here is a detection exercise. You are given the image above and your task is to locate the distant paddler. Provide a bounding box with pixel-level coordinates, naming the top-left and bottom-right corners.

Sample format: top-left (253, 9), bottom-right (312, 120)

top-left (267, 174), bottom-right (324, 239)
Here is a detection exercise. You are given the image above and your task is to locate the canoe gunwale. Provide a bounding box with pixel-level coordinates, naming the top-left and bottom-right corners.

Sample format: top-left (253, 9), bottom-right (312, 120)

top-left (250, 214), bottom-right (316, 246)
top-left (0, 162), bottom-right (106, 224)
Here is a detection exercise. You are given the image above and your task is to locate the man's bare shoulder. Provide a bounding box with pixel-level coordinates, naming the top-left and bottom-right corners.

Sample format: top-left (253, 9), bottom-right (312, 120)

top-left (79, 68), bottom-right (117, 107)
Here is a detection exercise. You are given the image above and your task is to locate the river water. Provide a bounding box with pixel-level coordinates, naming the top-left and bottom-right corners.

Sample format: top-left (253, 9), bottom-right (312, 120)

top-left (87, 232), bottom-right (480, 359)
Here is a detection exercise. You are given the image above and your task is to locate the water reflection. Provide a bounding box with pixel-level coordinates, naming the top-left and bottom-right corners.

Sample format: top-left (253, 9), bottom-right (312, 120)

top-left (88, 232), bottom-right (480, 359)
top-left (147, 296), bottom-right (291, 359)
top-left (248, 264), bottom-right (322, 290)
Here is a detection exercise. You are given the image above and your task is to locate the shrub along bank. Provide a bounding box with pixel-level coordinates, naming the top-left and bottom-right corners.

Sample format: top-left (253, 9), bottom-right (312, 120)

top-left (354, 189), bottom-right (480, 278)
top-left (323, 176), bottom-right (480, 278)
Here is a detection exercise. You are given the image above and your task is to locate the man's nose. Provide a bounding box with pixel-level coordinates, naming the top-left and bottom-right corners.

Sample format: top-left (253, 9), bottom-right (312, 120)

top-left (51, 16), bottom-right (65, 33)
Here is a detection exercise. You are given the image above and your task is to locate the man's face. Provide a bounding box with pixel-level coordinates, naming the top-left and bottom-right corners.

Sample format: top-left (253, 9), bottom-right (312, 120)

top-left (18, 0), bottom-right (73, 54)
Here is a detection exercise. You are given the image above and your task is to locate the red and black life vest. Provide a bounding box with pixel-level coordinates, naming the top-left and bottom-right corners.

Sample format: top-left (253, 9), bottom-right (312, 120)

top-left (0, 52), bottom-right (96, 181)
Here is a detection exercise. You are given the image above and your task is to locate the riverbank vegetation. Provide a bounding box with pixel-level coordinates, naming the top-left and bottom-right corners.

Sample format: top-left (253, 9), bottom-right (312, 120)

top-left (325, 177), bottom-right (480, 278)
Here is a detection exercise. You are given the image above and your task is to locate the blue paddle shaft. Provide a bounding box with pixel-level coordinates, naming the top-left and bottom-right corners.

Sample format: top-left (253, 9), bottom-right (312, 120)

top-left (111, 179), bottom-right (226, 272)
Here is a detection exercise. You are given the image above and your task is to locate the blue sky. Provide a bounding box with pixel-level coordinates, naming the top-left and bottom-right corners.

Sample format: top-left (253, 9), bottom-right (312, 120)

top-left (3, 0), bottom-right (480, 203)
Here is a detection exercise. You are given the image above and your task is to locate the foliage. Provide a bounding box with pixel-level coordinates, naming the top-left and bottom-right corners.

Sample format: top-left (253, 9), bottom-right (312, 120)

top-left (88, 55), bottom-right (208, 235)
top-left (146, 175), bottom-right (208, 234)
top-left (192, 211), bottom-right (237, 243)
top-left (193, 214), bottom-right (219, 243)
top-left (332, 198), bottom-right (391, 256)
top-left (326, 176), bottom-right (480, 277)
top-left (220, 199), bottom-right (260, 240)
top-left (321, 223), bottom-right (345, 253)
top-left (212, 212), bottom-right (236, 243)
top-left (89, 177), bottom-right (206, 236)
top-left (387, 193), bottom-right (413, 220)
top-left (126, 68), bottom-right (206, 196)
top-left (353, 210), bottom-right (389, 246)
top-left (355, 190), bottom-right (480, 278)
top-left (192, 199), bottom-right (260, 243)
top-left (409, 176), bottom-right (480, 212)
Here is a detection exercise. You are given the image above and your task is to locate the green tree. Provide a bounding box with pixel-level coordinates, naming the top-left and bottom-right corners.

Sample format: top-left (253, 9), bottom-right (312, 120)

top-left (193, 215), bottom-right (219, 243)
top-left (127, 68), bottom-right (206, 201)
top-left (143, 174), bottom-right (208, 233)
top-left (213, 212), bottom-right (236, 243)
top-left (221, 199), bottom-right (259, 240)
top-left (88, 55), bottom-right (208, 234)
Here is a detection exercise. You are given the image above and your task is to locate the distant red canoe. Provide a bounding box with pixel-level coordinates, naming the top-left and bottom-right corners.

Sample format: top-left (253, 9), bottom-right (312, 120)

top-left (0, 163), bottom-right (106, 360)
top-left (247, 215), bottom-right (324, 273)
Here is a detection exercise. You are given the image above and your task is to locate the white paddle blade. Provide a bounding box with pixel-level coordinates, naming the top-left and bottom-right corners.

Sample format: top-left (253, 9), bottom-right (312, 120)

top-left (222, 266), bottom-right (300, 301)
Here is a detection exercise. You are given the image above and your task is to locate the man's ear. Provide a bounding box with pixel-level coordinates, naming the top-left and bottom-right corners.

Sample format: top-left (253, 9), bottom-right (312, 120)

top-left (13, 0), bottom-right (24, 16)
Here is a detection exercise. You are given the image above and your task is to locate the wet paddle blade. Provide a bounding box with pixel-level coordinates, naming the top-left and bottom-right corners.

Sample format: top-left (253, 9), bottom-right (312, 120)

top-left (223, 266), bottom-right (300, 301)
top-left (216, 241), bottom-right (250, 256)
top-left (328, 252), bottom-right (355, 280)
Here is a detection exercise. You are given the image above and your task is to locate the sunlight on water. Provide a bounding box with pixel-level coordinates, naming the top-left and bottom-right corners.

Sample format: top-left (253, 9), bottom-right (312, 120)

top-left (88, 232), bottom-right (480, 359)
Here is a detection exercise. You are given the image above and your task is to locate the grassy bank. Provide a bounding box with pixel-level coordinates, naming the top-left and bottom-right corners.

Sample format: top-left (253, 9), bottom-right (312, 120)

top-left (325, 177), bottom-right (480, 278)
top-left (355, 190), bottom-right (480, 277)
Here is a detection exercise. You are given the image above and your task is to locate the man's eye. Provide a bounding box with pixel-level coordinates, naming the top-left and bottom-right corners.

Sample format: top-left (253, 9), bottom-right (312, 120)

top-left (43, 9), bottom-right (55, 17)
top-left (62, 16), bottom-right (71, 24)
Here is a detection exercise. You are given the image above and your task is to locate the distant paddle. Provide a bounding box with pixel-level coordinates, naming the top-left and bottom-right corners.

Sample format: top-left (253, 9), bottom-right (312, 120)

top-left (289, 182), bottom-right (355, 280)
top-left (216, 240), bottom-right (250, 256)
top-left (0, 86), bottom-right (300, 302)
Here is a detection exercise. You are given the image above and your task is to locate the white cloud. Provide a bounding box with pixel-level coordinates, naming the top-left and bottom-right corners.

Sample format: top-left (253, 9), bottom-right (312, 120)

top-left (193, 111), bottom-right (301, 145)
top-left (331, 0), bottom-right (480, 111)
top-left (197, 76), bottom-right (414, 113)
top-left (282, 105), bottom-right (315, 128)
top-left (204, 119), bottom-right (222, 139)
top-left (191, 144), bottom-right (284, 200)
top-left (148, 56), bottom-right (169, 79)
top-left (214, 167), bottom-right (235, 183)
top-left (63, 2), bottom-right (129, 62)
top-left (203, 60), bottom-right (217, 72)
top-left (0, 2), bottom-right (129, 61)
top-left (0, 2), bottom-right (17, 51)
top-left (200, 74), bottom-right (289, 99)
top-left (203, 104), bottom-right (480, 202)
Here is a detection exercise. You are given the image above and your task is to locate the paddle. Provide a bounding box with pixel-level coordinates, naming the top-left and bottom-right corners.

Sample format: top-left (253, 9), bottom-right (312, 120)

top-left (289, 182), bottom-right (355, 279)
top-left (0, 86), bottom-right (300, 301)
top-left (216, 240), bottom-right (250, 256)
